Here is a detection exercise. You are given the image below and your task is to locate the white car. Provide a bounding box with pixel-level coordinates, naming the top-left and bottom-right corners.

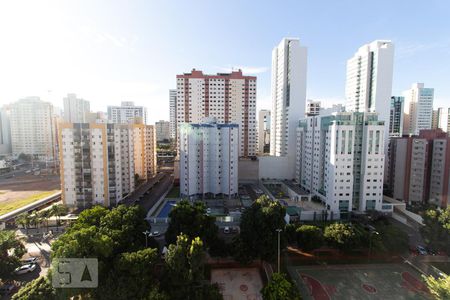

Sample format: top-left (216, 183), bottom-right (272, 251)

top-left (152, 231), bottom-right (161, 237)
top-left (14, 263), bottom-right (37, 275)
top-left (223, 227), bottom-right (230, 234)
top-left (21, 257), bottom-right (38, 264)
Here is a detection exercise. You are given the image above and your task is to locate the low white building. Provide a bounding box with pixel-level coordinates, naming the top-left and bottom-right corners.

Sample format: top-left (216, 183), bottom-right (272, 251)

top-left (179, 121), bottom-right (239, 199)
top-left (296, 112), bottom-right (385, 215)
top-left (59, 123), bottom-right (135, 208)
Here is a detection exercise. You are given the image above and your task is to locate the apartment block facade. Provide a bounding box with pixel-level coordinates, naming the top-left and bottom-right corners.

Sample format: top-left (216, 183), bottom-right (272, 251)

top-left (63, 93), bottom-right (90, 123)
top-left (176, 69), bottom-right (256, 157)
top-left (107, 101), bottom-right (147, 124)
top-left (179, 121), bottom-right (239, 199)
top-left (403, 83), bottom-right (434, 136)
top-left (155, 120), bottom-right (170, 142)
top-left (387, 129), bottom-right (450, 208)
top-left (169, 89), bottom-right (177, 140)
top-left (389, 96), bottom-right (404, 137)
top-left (133, 123), bottom-right (157, 181)
top-left (296, 112), bottom-right (385, 215)
top-left (10, 97), bottom-right (56, 159)
top-left (258, 109), bottom-right (271, 154)
top-left (306, 100), bottom-right (321, 116)
top-left (59, 123), bottom-right (135, 208)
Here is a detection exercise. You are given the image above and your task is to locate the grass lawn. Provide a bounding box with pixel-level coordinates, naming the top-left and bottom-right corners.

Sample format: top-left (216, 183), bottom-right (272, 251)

top-left (166, 186), bottom-right (180, 198)
top-left (0, 190), bottom-right (59, 216)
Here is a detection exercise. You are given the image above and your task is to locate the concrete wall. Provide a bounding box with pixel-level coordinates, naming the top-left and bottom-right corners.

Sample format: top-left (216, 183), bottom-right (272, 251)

top-left (238, 159), bottom-right (259, 182)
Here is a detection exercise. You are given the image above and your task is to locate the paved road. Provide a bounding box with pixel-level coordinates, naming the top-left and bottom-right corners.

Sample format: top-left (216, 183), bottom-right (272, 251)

top-left (389, 216), bottom-right (424, 247)
top-left (121, 172), bottom-right (173, 214)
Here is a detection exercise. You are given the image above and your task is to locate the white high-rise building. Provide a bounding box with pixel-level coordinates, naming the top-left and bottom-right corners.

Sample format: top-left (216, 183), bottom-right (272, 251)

top-left (346, 40), bottom-right (394, 146)
top-left (107, 101), bottom-right (147, 124)
top-left (179, 121), bottom-right (239, 199)
top-left (63, 93), bottom-right (90, 123)
top-left (296, 112), bottom-right (385, 214)
top-left (0, 106), bottom-right (12, 155)
top-left (169, 89), bottom-right (177, 140)
top-left (270, 38), bottom-right (308, 178)
top-left (435, 107), bottom-right (449, 133)
top-left (133, 122), bottom-right (157, 180)
top-left (176, 69), bottom-right (257, 157)
top-left (59, 123), bottom-right (135, 208)
top-left (258, 110), bottom-right (271, 154)
top-left (10, 97), bottom-right (55, 159)
top-left (403, 83), bottom-right (434, 136)
top-left (155, 120), bottom-right (171, 142)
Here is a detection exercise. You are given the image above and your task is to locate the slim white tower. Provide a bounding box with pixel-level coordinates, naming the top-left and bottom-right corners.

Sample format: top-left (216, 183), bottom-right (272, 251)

top-left (270, 38), bottom-right (307, 177)
top-left (345, 40), bottom-right (394, 145)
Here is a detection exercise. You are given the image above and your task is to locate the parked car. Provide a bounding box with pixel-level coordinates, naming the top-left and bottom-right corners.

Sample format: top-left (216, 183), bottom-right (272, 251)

top-left (223, 227), bottom-right (230, 234)
top-left (21, 257), bottom-right (38, 264)
top-left (14, 263), bottom-right (37, 275)
top-left (231, 227), bottom-right (239, 234)
top-left (0, 284), bottom-right (16, 295)
top-left (152, 231), bottom-right (161, 237)
top-left (426, 247), bottom-right (437, 255)
top-left (416, 245), bottom-right (428, 255)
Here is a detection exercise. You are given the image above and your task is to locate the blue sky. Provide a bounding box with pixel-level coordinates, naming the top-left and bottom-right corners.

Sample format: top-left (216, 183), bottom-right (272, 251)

top-left (0, 0), bottom-right (449, 123)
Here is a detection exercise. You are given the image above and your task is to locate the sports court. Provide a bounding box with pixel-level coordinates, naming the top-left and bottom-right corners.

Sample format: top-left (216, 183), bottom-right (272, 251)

top-left (290, 263), bottom-right (431, 300)
top-left (211, 268), bottom-right (263, 300)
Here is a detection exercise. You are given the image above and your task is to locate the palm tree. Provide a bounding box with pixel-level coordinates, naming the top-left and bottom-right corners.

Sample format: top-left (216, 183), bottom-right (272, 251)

top-left (50, 204), bottom-right (68, 232)
top-left (15, 213), bottom-right (31, 234)
top-left (37, 210), bottom-right (50, 232)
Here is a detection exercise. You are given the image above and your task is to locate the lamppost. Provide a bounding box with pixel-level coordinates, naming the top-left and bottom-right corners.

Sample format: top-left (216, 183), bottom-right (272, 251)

top-left (143, 230), bottom-right (152, 247)
top-left (276, 228), bottom-right (282, 273)
top-left (368, 231), bottom-right (379, 261)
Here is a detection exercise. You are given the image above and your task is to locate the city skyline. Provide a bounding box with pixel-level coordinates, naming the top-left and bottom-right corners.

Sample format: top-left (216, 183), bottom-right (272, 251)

top-left (1, 0), bottom-right (450, 124)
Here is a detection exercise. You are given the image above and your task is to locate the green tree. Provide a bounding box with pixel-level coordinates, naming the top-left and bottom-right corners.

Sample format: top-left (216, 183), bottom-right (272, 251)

top-left (235, 195), bottom-right (286, 263)
top-left (324, 223), bottom-right (356, 251)
top-left (421, 208), bottom-right (450, 254)
top-left (0, 230), bottom-right (26, 280)
top-left (285, 223), bottom-right (297, 245)
top-left (261, 273), bottom-right (301, 300)
top-left (11, 276), bottom-right (56, 300)
top-left (102, 248), bottom-right (160, 300)
top-left (296, 225), bottom-right (323, 251)
top-left (163, 234), bottom-right (221, 300)
top-left (423, 274), bottom-right (450, 299)
top-left (165, 200), bottom-right (219, 249)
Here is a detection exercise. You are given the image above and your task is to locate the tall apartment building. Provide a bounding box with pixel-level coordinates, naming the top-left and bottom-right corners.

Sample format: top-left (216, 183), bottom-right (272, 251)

top-left (432, 109), bottom-right (439, 130)
top-left (389, 96), bottom-right (404, 137)
top-left (176, 69), bottom-right (256, 157)
top-left (63, 93), bottom-right (90, 123)
top-left (403, 83), bottom-right (434, 136)
top-left (346, 40), bottom-right (394, 148)
top-left (306, 100), bottom-right (321, 116)
top-left (258, 110), bottom-right (271, 154)
top-left (133, 122), bottom-right (157, 180)
top-left (296, 112), bottom-right (385, 214)
top-left (10, 97), bottom-right (55, 160)
top-left (179, 121), bottom-right (239, 199)
top-left (270, 38), bottom-right (307, 178)
top-left (107, 101), bottom-right (147, 124)
top-left (155, 120), bottom-right (171, 142)
top-left (169, 89), bottom-right (177, 140)
top-left (59, 123), bottom-right (135, 208)
top-left (435, 107), bottom-right (450, 133)
top-left (388, 129), bottom-right (450, 207)
top-left (0, 107), bottom-right (12, 155)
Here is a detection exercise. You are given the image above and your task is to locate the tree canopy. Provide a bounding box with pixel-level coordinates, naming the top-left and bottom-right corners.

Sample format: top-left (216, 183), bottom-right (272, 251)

top-left (0, 230), bottom-right (25, 280)
top-left (261, 272), bottom-right (301, 300)
top-left (234, 195), bottom-right (286, 263)
top-left (423, 274), bottom-right (450, 299)
top-left (421, 208), bottom-right (450, 254)
top-left (165, 200), bottom-right (219, 248)
top-left (323, 223), bottom-right (356, 251)
top-left (295, 225), bottom-right (323, 251)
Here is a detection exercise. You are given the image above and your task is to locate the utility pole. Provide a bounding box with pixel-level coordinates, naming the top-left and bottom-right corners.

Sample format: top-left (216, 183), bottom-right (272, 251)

top-left (276, 228), bottom-right (282, 273)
